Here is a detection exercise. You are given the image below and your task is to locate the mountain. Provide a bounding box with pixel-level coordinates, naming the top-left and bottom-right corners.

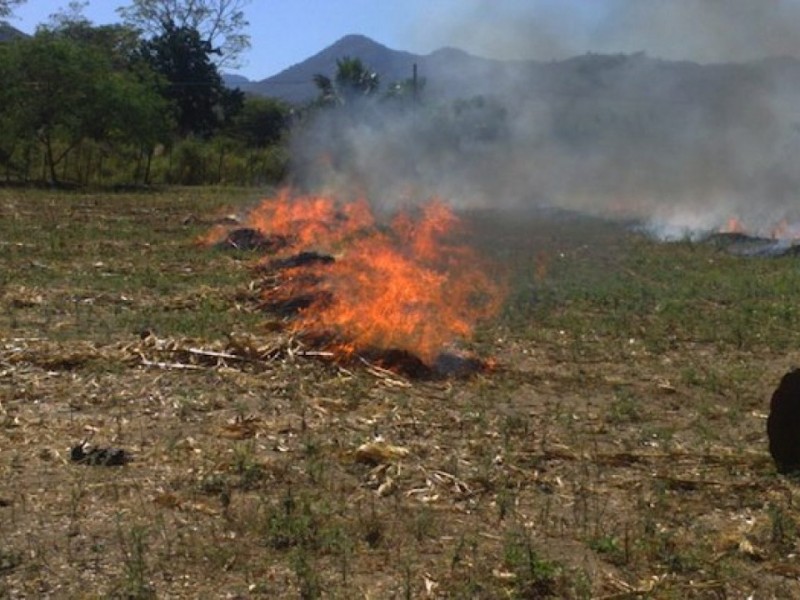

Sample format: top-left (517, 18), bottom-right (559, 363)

top-left (232, 34), bottom-right (510, 104)
top-left (223, 33), bottom-right (800, 231)
top-left (237, 34), bottom-right (420, 103)
top-left (226, 33), bottom-right (800, 135)
top-left (222, 73), bottom-right (251, 88)
top-left (0, 21), bottom-right (27, 42)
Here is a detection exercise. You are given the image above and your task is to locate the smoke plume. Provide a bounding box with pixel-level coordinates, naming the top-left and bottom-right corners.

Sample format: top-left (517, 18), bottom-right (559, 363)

top-left (290, 1), bottom-right (800, 237)
top-left (414, 1), bottom-right (800, 66)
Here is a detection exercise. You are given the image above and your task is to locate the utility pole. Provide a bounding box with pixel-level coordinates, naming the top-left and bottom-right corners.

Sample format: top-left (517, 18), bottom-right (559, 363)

top-left (412, 63), bottom-right (418, 106)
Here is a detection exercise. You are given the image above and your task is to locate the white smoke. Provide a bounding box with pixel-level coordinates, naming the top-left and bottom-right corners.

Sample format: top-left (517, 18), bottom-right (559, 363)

top-left (412, 0), bottom-right (800, 66)
top-left (290, 1), bottom-right (800, 237)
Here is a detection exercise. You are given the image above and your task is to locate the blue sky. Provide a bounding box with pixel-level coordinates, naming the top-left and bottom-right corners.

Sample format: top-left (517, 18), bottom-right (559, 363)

top-left (8, 1), bottom-right (799, 80)
top-left (8, 1), bottom-right (483, 80)
top-left (8, 0), bottom-right (603, 80)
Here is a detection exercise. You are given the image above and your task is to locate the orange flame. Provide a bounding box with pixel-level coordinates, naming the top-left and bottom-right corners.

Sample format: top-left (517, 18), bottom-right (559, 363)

top-left (718, 216), bottom-right (800, 241)
top-left (207, 188), bottom-right (505, 365)
top-left (246, 188), bottom-right (374, 250)
top-left (769, 219), bottom-right (800, 241)
top-left (292, 201), bottom-right (503, 363)
top-left (722, 217), bottom-right (745, 234)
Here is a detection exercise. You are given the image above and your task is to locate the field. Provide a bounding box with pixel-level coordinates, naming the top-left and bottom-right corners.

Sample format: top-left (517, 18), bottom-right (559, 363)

top-left (2, 187), bottom-right (800, 598)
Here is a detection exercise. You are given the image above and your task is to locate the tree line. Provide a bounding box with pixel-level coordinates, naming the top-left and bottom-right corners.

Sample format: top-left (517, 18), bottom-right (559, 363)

top-left (0, 0), bottom-right (509, 189)
top-left (0, 0), bottom-right (289, 187)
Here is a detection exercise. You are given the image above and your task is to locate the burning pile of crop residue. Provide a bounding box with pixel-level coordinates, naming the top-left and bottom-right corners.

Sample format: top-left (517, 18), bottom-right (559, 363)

top-left (640, 213), bottom-right (800, 257)
top-left (203, 188), bottom-right (506, 377)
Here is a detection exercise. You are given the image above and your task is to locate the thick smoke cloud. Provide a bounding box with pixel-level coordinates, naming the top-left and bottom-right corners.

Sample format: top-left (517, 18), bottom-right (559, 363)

top-left (290, 1), bottom-right (800, 237)
top-left (417, 0), bottom-right (800, 67)
top-left (595, 0), bottom-right (800, 65)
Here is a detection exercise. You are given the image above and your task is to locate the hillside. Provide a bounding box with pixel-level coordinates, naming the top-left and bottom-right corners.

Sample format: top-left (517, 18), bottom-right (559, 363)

top-left (228, 34), bottom-right (800, 237)
top-left (255, 34), bottom-right (418, 103)
top-left (0, 20), bottom-right (26, 42)
top-left (228, 33), bottom-right (506, 103)
top-left (225, 34), bottom-right (800, 118)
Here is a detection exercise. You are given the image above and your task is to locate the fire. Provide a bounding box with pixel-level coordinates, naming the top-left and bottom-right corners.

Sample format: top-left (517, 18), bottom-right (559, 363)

top-left (722, 217), bottom-right (745, 234)
top-left (201, 188), bottom-right (374, 250)
top-left (717, 216), bottom-right (800, 241)
top-left (292, 200), bottom-right (503, 363)
top-left (206, 188), bottom-right (505, 367)
top-left (770, 219), bottom-right (800, 241)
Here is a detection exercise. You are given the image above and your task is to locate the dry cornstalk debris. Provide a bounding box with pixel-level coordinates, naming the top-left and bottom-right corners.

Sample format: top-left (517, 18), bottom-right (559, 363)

top-left (153, 491), bottom-right (220, 516)
top-left (357, 357), bottom-right (412, 387)
top-left (218, 414), bottom-right (262, 440)
top-left (1, 329), bottom-right (426, 385)
top-left (598, 573), bottom-right (668, 599)
top-left (2, 339), bottom-right (122, 370)
top-left (3, 285), bottom-right (44, 308)
top-left (417, 467), bottom-right (476, 501)
top-left (354, 439), bottom-right (411, 465)
top-left (137, 358), bottom-right (206, 370)
top-left (137, 331), bottom-right (286, 365)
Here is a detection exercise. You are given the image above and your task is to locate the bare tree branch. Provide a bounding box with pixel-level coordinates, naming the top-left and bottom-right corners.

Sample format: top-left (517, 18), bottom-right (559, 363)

top-left (0, 0), bottom-right (26, 19)
top-left (117, 0), bottom-right (250, 68)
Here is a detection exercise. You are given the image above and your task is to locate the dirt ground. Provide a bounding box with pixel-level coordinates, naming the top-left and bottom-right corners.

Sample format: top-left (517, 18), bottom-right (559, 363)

top-left (2, 188), bottom-right (800, 598)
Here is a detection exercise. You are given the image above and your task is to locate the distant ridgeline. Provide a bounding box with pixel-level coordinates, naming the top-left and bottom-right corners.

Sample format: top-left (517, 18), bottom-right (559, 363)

top-left (224, 34), bottom-right (800, 118)
top-left (225, 35), bottom-right (800, 213)
top-left (0, 20), bottom-right (27, 43)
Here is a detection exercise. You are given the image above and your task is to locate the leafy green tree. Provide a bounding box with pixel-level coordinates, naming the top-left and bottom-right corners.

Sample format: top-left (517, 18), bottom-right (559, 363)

top-left (118, 0), bottom-right (250, 68)
top-left (1, 35), bottom-right (111, 183)
top-left (42, 12), bottom-right (173, 183)
top-left (0, 0), bottom-right (25, 18)
top-left (0, 42), bottom-right (24, 178)
top-left (45, 0), bottom-right (89, 29)
top-left (384, 75), bottom-right (426, 105)
top-left (104, 67), bottom-right (174, 184)
top-left (335, 57), bottom-right (380, 101)
top-left (138, 20), bottom-right (243, 138)
top-left (0, 27), bottom-right (172, 184)
top-left (227, 96), bottom-right (290, 148)
top-left (44, 3), bottom-right (142, 70)
top-left (313, 57), bottom-right (380, 107)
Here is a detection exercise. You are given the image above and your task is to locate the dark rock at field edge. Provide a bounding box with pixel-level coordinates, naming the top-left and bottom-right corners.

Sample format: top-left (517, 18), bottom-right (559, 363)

top-left (767, 368), bottom-right (800, 473)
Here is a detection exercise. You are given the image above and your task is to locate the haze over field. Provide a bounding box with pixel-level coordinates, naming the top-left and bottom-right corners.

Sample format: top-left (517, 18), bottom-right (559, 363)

top-left (291, 1), bottom-right (800, 238)
top-left (14, 1), bottom-right (800, 90)
top-left (423, 0), bottom-right (800, 66)
top-left (10, 1), bottom-right (800, 235)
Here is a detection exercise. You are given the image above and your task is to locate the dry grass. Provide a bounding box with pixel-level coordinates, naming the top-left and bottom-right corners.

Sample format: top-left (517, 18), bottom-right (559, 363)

top-left (2, 188), bottom-right (800, 598)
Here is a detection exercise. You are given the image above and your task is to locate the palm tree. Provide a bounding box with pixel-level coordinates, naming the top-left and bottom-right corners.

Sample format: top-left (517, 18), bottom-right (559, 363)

top-left (313, 56), bottom-right (380, 107)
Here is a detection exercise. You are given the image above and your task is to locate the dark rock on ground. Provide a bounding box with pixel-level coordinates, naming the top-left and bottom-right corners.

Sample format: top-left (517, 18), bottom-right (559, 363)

top-left (767, 369), bottom-right (800, 473)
